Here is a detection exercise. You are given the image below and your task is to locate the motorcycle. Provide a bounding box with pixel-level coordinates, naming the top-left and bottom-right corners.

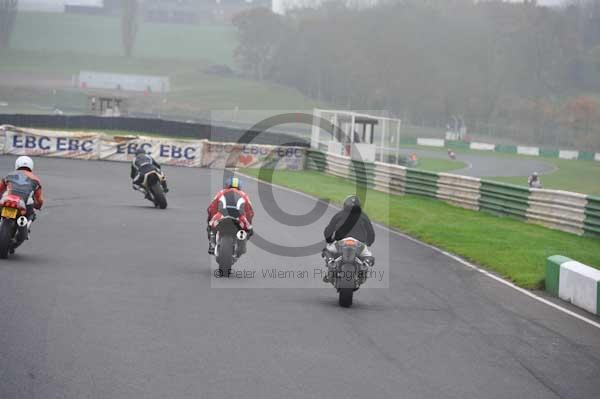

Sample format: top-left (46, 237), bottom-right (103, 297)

top-left (323, 238), bottom-right (373, 308)
top-left (448, 150), bottom-right (456, 160)
top-left (133, 170), bottom-right (168, 209)
top-left (213, 216), bottom-right (248, 277)
top-left (0, 194), bottom-right (31, 258)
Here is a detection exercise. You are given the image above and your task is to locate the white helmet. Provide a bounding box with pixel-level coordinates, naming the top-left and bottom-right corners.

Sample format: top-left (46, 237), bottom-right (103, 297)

top-left (15, 156), bottom-right (34, 171)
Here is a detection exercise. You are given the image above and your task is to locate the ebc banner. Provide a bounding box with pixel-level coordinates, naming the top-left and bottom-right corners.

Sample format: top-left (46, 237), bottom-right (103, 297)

top-left (99, 136), bottom-right (203, 167)
top-left (3, 127), bottom-right (99, 160)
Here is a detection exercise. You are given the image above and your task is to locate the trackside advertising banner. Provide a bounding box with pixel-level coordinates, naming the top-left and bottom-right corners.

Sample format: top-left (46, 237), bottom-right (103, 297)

top-left (0, 126), bottom-right (306, 170)
top-left (201, 141), bottom-right (306, 170)
top-left (3, 127), bottom-right (99, 160)
top-left (99, 136), bottom-right (204, 167)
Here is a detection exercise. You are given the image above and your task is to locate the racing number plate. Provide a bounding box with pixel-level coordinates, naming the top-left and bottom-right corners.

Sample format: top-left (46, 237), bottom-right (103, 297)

top-left (1, 207), bottom-right (18, 219)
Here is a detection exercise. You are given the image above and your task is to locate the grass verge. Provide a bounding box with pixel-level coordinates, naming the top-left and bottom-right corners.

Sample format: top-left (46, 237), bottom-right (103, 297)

top-left (242, 168), bottom-right (600, 289)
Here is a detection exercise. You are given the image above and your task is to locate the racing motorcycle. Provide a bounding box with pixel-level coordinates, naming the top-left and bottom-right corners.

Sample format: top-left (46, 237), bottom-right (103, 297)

top-left (213, 215), bottom-right (248, 277)
top-left (323, 238), bottom-right (374, 307)
top-left (133, 170), bottom-right (168, 209)
top-left (0, 194), bottom-right (31, 258)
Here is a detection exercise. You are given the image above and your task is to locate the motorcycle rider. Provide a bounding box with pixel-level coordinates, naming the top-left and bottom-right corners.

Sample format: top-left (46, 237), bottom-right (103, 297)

top-left (206, 177), bottom-right (254, 255)
top-left (0, 156), bottom-right (44, 250)
top-left (130, 147), bottom-right (169, 195)
top-left (528, 171), bottom-right (542, 188)
top-left (322, 195), bottom-right (375, 282)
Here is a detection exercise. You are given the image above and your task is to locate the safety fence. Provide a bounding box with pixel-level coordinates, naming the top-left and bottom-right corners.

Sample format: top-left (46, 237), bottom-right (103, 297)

top-left (0, 126), bottom-right (306, 170)
top-left (0, 115), bottom-right (309, 147)
top-left (402, 137), bottom-right (600, 162)
top-left (305, 150), bottom-right (600, 237)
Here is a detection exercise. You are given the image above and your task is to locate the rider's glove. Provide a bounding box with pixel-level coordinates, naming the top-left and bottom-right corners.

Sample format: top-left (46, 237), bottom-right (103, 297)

top-left (325, 236), bottom-right (334, 244)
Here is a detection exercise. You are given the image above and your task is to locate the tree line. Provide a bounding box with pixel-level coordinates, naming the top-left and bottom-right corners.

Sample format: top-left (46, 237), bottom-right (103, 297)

top-left (232, 0), bottom-right (600, 150)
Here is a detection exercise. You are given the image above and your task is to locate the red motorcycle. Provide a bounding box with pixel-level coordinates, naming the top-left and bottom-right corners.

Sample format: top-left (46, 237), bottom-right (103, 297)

top-left (0, 194), bottom-right (31, 258)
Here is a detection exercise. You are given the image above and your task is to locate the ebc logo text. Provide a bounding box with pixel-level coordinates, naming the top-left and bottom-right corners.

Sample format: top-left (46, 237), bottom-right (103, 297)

top-left (12, 135), bottom-right (95, 152)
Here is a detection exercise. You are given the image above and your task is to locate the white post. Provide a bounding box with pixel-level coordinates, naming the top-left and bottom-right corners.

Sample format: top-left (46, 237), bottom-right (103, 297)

top-left (311, 109), bottom-right (321, 149)
top-left (349, 114), bottom-right (356, 157)
top-left (395, 120), bottom-right (401, 164)
top-left (380, 118), bottom-right (387, 162)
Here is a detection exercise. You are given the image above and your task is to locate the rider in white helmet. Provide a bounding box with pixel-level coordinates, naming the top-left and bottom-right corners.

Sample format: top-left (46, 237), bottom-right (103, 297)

top-left (0, 156), bottom-right (44, 244)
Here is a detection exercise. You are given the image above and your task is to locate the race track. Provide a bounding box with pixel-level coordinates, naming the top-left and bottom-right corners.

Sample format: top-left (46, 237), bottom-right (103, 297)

top-left (407, 149), bottom-right (556, 178)
top-left (0, 156), bottom-right (599, 399)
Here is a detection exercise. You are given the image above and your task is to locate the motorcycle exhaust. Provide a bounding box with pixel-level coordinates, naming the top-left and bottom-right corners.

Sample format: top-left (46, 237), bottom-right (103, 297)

top-left (236, 230), bottom-right (248, 241)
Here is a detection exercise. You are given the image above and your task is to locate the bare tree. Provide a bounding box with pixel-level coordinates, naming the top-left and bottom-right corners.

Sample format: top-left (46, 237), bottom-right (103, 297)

top-left (0, 0), bottom-right (18, 49)
top-left (122, 0), bottom-right (138, 57)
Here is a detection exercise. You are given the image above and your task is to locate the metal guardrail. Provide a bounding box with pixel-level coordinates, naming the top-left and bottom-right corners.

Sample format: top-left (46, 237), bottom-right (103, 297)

top-left (305, 150), bottom-right (599, 237)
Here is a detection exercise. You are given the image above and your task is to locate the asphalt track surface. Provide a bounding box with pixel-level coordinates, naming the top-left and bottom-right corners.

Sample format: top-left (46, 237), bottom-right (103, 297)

top-left (0, 155), bottom-right (599, 399)
top-left (407, 149), bottom-right (556, 178)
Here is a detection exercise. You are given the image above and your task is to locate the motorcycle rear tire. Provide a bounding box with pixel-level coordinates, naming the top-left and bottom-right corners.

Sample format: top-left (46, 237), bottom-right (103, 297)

top-left (0, 219), bottom-right (14, 259)
top-left (216, 235), bottom-right (234, 277)
top-left (150, 182), bottom-right (168, 209)
top-left (339, 288), bottom-right (353, 308)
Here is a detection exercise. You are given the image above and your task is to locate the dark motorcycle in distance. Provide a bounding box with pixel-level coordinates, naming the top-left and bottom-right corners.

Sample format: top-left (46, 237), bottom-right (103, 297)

top-left (134, 170), bottom-right (168, 209)
top-left (0, 194), bottom-right (31, 258)
top-left (323, 238), bottom-right (373, 307)
top-left (213, 216), bottom-right (248, 277)
top-left (448, 149), bottom-right (456, 160)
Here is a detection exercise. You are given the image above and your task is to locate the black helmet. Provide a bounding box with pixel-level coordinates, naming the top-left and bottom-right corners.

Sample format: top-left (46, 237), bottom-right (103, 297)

top-left (343, 195), bottom-right (361, 211)
top-left (135, 148), bottom-right (146, 156)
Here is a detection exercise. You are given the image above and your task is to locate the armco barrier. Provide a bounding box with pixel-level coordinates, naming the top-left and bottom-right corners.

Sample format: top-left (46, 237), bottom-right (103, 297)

top-left (546, 255), bottom-right (600, 315)
top-left (373, 161), bottom-right (406, 195)
top-left (305, 150), bottom-right (599, 236)
top-left (479, 181), bottom-right (529, 219)
top-left (436, 174), bottom-right (481, 211)
top-left (350, 160), bottom-right (375, 188)
top-left (559, 150), bottom-right (579, 160)
top-left (494, 144), bottom-right (518, 154)
top-left (405, 169), bottom-right (439, 198)
top-left (578, 151), bottom-right (596, 161)
top-left (584, 196), bottom-right (600, 236)
top-left (540, 148), bottom-right (560, 158)
top-left (526, 190), bottom-right (587, 235)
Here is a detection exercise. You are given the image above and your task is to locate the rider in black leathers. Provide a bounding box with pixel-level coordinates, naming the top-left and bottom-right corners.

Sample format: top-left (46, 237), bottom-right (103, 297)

top-left (324, 195), bottom-right (375, 247)
top-left (130, 148), bottom-right (169, 194)
top-left (322, 196), bottom-right (375, 282)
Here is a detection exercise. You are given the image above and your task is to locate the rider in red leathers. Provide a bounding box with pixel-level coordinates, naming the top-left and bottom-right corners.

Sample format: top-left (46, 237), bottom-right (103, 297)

top-left (207, 177), bottom-right (254, 254)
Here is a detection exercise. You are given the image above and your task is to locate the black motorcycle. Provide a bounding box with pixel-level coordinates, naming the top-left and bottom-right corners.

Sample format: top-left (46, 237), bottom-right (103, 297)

top-left (323, 238), bottom-right (373, 307)
top-left (134, 170), bottom-right (168, 209)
